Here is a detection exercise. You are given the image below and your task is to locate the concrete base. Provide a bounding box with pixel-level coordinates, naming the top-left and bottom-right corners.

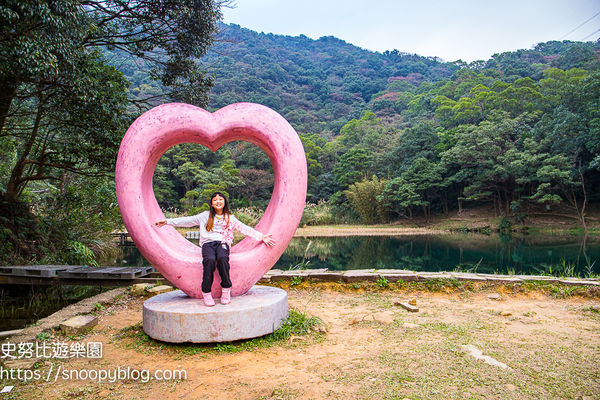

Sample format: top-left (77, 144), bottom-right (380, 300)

top-left (142, 286), bottom-right (288, 343)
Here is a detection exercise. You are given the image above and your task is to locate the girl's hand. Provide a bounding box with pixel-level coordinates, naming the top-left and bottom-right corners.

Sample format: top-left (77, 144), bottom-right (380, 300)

top-left (262, 234), bottom-right (275, 247)
top-left (155, 220), bottom-right (167, 227)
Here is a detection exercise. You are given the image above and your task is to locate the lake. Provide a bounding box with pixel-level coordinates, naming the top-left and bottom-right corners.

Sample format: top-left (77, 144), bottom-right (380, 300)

top-left (112, 233), bottom-right (600, 277)
top-left (3, 233), bottom-right (597, 331)
top-left (0, 285), bottom-right (105, 332)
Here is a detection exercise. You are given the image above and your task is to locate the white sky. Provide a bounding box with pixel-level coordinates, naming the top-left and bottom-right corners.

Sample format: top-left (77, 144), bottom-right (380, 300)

top-left (222, 0), bottom-right (600, 62)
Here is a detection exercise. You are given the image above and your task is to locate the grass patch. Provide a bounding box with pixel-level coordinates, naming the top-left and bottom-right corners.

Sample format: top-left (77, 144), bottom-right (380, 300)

top-left (267, 278), bottom-right (600, 299)
top-left (582, 305), bottom-right (600, 313)
top-left (257, 386), bottom-right (302, 400)
top-left (518, 280), bottom-right (599, 298)
top-left (113, 308), bottom-right (325, 355)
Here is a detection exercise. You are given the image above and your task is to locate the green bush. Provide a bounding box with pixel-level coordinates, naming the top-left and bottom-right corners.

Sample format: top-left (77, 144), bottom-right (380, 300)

top-left (300, 201), bottom-right (337, 226)
top-left (233, 207), bottom-right (264, 226)
top-left (344, 176), bottom-right (389, 224)
top-left (0, 176), bottom-right (121, 265)
top-left (188, 203), bottom-right (210, 215)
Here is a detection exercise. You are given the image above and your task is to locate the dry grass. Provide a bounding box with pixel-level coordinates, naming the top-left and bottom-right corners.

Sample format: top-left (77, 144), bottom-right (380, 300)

top-left (4, 286), bottom-right (599, 400)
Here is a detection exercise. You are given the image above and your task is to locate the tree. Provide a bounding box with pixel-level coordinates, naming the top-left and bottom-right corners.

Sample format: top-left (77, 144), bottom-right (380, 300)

top-left (530, 70), bottom-right (600, 229)
top-left (0, 0), bottom-right (224, 202)
top-left (299, 132), bottom-right (325, 188)
top-left (333, 146), bottom-right (374, 188)
top-left (1, 50), bottom-right (130, 202)
top-left (238, 169), bottom-right (273, 207)
top-left (172, 161), bottom-right (206, 194)
top-left (0, 0), bottom-right (224, 263)
top-left (344, 176), bottom-right (388, 224)
top-left (380, 179), bottom-right (421, 218)
top-left (398, 157), bottom-right (444, 222)
top-left (440, 113), bottom-right (535, 215)
top-left (391, 121), bottom-right (439, 174)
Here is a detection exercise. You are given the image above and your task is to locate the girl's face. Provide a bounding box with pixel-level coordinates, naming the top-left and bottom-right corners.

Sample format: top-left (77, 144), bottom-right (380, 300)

top-left (212, 195), bottom-right (225, 213)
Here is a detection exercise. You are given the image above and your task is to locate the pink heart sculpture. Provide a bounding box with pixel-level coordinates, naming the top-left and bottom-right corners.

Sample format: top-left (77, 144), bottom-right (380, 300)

top-left (115, 103), bottom-right (307, 298)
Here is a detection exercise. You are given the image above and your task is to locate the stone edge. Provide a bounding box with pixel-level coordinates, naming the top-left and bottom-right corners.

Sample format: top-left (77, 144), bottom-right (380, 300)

top-left (261, 270), bottom-right (600, 287)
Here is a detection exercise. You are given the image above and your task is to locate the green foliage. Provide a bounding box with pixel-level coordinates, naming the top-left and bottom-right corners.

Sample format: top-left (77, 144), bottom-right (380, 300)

top-left (345, 176), bottom-right (389, 224)
top-left (290, 276), bottom-right (303, 286)
top-left (204, 25), bottom-right (459, 135)
top-left (334, 146), bottom-right (374, 188)
top-left (300, 201), bottom-right (338, 226)
top-left (498, 218), bottom-right (512, 234)
top-left (233, 207), bottom-right (264, 227)
top-left (36, 332), bottom-right (51, 341)
top-left (376, 276), bottom-right (389, 288)
top-left (118, 309), bottom-right (324, 354)
top-left (0, 0), bottom-right (223, 264)
top-left (189, 203), bottom-right (210, 215)
top-left (0, 175), bottom-right (121, 264)
top-left (68, 241), bottom-right (99, 266)
top-left (118, 26), bottom-right (600, 226)
top-left (3, 10), bottom-right (600, 268)
top-left (271, 309), bottom-right (324, 341)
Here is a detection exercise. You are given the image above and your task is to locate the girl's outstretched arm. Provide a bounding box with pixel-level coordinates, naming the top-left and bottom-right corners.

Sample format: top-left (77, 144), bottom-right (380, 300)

top-left (155, 213), bottom-right (204, 228)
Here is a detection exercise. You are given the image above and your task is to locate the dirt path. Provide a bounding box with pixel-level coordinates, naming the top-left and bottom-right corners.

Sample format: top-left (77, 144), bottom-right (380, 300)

top-left (6, 286), bottom-right (600, 400)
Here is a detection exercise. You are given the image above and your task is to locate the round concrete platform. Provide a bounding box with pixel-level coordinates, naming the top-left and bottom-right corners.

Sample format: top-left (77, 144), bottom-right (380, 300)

top-left (142, 286), bottom-right (288, 343)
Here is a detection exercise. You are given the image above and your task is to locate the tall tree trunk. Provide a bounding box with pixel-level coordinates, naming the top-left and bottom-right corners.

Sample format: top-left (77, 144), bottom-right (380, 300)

top-left (580, 233), bottom-right (591, 275)
top-left (4, 97), bottom-right (44, 202)
top-left (0, 79), bottom-right (17, 134)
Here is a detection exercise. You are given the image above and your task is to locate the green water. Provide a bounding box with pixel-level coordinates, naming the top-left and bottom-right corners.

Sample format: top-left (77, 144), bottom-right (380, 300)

top-left (112, 233), bottom-right (600, 277)
top-left (0, 285), bottom-right (105, 332)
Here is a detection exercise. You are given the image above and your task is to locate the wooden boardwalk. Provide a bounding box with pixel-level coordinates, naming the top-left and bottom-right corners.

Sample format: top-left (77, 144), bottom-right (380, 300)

top-left (0, 265), bottom-right (163, 286)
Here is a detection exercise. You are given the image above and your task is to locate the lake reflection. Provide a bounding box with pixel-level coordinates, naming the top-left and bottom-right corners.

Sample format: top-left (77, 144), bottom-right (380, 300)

top-left (110, 234), bottom-right (600, 277)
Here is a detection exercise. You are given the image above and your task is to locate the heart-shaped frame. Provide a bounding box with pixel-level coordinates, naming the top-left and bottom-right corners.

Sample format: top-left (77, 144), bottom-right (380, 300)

top-left (115, 103), bottom-right (307, 298)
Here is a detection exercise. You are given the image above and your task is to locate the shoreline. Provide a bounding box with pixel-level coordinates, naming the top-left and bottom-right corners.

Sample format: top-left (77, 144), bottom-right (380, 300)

top-left (293, 225), bottom-right (447, 237)
top-left (292, 224), bottom-right (600, 237)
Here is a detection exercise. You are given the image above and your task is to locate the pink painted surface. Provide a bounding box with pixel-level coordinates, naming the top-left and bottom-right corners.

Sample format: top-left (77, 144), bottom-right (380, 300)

top-left (115, 103), bottom-right (307, 298)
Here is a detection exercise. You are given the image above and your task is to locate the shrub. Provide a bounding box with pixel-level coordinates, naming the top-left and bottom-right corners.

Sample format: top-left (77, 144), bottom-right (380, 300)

top-left (234, 207), bottom-right (264, 226)
top-left (344, 176), bottom-right (389, 224)
top-left (300, 200), bottom-right (337, 226)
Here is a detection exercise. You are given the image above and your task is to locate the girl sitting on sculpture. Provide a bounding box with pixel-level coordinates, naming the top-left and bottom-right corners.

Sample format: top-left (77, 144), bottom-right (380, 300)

top-left (155, 192), bottom-right (275, 306)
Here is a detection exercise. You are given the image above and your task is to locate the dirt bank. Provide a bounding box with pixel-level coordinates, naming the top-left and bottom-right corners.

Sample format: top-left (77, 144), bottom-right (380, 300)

top-left (4, 284), bottom-right (599, 400)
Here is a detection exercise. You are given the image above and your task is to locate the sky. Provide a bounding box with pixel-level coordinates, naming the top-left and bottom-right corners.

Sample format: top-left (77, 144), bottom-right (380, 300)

top-left (221, 0), bottom-right (600, 62)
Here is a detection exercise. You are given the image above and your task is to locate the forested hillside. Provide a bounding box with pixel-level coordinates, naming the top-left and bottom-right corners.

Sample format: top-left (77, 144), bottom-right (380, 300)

top-left (203, 24), bottom-right (460, 135)
top-left (146, 24), bottom-right (600, 230)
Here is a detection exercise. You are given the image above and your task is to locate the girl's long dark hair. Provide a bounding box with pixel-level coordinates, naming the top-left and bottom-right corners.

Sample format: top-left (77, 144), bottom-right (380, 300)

top-left (206, 192), bottom-right (231, 232)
